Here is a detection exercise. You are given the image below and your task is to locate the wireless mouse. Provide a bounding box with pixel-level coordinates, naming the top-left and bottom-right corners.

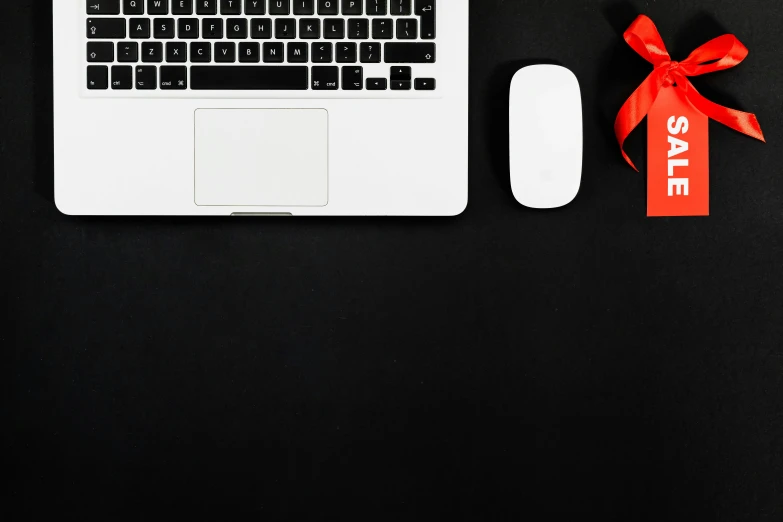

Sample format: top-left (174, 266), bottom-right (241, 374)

top-left (509, 65), bottom-right (583, 209)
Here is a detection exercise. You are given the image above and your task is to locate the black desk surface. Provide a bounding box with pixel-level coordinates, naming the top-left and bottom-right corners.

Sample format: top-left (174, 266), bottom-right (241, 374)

top-left (3, 1), bottom-right (783, 519)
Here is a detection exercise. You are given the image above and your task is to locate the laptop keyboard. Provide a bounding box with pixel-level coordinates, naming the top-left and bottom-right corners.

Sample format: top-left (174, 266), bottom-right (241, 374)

top-left (84, 0), bottom-right (437, 93)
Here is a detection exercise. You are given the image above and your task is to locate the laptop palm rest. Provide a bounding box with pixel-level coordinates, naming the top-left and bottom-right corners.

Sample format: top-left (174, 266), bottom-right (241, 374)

top-left (194, 109), bottom-right (328, 207)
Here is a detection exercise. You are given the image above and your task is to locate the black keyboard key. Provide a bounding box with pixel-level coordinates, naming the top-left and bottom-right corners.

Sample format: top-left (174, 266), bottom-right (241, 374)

top-left (178, 19), bottom-right (199, 38)
top-left (196, 0), bottom-right (218, 14)
top-left (342, 0), bottom-right (362, 14)
top-left (366, 0), bottom-right (386, 15)
top-left (342, 66), bottom-right (363, 90)
top-left (251, 18), bottom-right (271, 38)
top-left (299, 19), bottom-right (320, 39)
top-left (372, 19), bottom-right (392, 39)
top-left (396, 18), bottom-right (417, 39)
top-left (147, 0), bottom-right (168, 14)
top-left (190, 41), bottom-right (212, 62)
top-left (87, 65), bottom-right (109, 89)
top-left (142, 41), bottom-right (163, 62)
top-left (318, 0), bottom-right (338, 14)
top-left (384, 42), bottom-right (435, 63)
top-left (87, 42), bottom-right (114, 62)
top-left (390, 0), bottom-right (410, 15)
top-left (366, 77), bottom-right (387, 90)
top-left (191, 66), bottom-right (308, 90)
top-left (227, 18), bottom-right (248, 38)
top-left (123, 0), bottom-right (144, 14)
top-left (129, 18), bottom-right (151, 38)
top-left (390, 65), bottom-right (410, 80)
top-left (111, 65), bottom-right (133, 89)
top-left (166, 42), bottom-right (187, 62)
top-left (293, 0), bottom-right (314, 14)
top-left (117, 41), bottom-right (139, 62)
top-left (172, 0), bottom-right (193, 14)
top-left (203, 19), bottom-right (224, 38)
top-left (359, 42), bottom-right (380, 62)
top-left (87, 0), bottom-right (120, 14)
top-left (336, 42), bottom-right (357, 63)
top-left (239, 42), bottom-right (260, 62)
top-left (221, 0), bottom-right (242, 13)
top-left (160, 65), bottom-right (188, 89)
top-left (390, 68), bottom-right (411, 89)
top-left (414, 77), bottom-right (435, 90)
top-left (269, 0), bottom-right (290, 14)
top-left (263, 42), bottom-right (284, 62)
top-left (391, 80), bottom-right (410, 90)
top-left (312, 66), bottom-right (338, 90)
top-left (87, 18), bottom-right (126, 39)
top-left (135, 65), bottom-right (157, 89)
top-left (245, 0), bottom-right (265, 14)
top-left (324, 19), bottom-right (345, 39)
top-left (312, 42), bottom-right (332, 63)
top-left (215, 42), bottom-right (236, 62)
top-left (287, 42), bottom-right (308, 63)
top-left (413, 0), bottom-right (432, 14)
top-left (415, 0), bottom-right (435, 39)
top-left (348, 19), bottom-right (368, 39)
top-left (275, 19), bottom-right (296, 38)
top-left (153, 18), bottom-right (175, 38)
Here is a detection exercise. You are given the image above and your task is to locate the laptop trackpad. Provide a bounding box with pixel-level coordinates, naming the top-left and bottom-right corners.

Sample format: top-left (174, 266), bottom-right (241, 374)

top-left (195, 109), bottom-right (328, 207)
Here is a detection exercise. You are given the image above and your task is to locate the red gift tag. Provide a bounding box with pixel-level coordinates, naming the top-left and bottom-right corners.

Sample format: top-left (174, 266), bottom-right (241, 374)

top-left (647, 86), bottom-right (710, 217)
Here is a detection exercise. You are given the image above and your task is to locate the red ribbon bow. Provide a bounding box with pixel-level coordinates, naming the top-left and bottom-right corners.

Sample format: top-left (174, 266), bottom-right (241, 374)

top-left (614, 15), bottom-right (765, 171)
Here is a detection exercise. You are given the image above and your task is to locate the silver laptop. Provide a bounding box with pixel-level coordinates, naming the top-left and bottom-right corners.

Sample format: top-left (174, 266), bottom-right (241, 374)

top-left (53, 0), bottom-right (469, 216)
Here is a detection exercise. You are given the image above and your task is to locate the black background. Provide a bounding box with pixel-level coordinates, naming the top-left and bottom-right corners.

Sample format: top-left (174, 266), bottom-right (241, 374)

top-left (3, 0), bottom-right (783, 519)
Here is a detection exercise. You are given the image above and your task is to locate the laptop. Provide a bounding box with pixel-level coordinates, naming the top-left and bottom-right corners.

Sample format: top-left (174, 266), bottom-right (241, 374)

top-left (53, 0), bottom-right (469, 216)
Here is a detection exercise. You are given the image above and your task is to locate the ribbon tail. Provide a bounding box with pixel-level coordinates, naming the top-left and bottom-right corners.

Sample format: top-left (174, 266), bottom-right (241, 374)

top-left (680, 78), bottom-right (766, 142)
top-left (615, 69), bottom-right (666, 171)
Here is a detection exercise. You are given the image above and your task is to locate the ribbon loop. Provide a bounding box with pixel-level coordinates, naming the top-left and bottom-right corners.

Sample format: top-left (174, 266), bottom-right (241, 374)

top-left (623, 15), bottom-right (670, 65)
top-left (615, 15), bottom-right (764, 170)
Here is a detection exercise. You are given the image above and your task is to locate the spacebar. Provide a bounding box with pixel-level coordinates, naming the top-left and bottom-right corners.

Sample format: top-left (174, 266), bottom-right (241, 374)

top-left (191, 66), bottom-right (309, 90)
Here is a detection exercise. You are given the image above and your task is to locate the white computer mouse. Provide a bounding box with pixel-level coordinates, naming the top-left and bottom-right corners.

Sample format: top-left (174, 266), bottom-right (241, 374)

top-left (509, 65), bottom-right (583, 209)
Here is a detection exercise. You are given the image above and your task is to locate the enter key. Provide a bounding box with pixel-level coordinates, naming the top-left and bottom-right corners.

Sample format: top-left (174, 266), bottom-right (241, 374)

top-left (415, 0), bottom-right (436, 39)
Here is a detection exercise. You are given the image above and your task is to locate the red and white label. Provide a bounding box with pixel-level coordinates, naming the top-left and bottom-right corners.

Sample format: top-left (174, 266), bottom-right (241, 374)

top-left (647, 87), bottom-right (709, 217)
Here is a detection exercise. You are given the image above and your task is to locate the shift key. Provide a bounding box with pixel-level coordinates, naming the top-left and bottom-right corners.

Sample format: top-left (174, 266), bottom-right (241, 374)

top-left (384, 43), bottom-right (435, 63)
top-left (87, 18), bottom-right (126, 39)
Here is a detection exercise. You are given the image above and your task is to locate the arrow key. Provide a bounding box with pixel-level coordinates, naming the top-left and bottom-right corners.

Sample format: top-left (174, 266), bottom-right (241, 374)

top-left (366, 78), bottom-right (388, 90)
top-left (414, 77), bottom-right (435, 91)
top-left (341, 66), bottom-right (363, 90)
top-left (87, 42), bottom-right (114, 62)
top-left (391, 80), bottom-right (411, 90)
top-left (390, 66), bottom-right (411, 81)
